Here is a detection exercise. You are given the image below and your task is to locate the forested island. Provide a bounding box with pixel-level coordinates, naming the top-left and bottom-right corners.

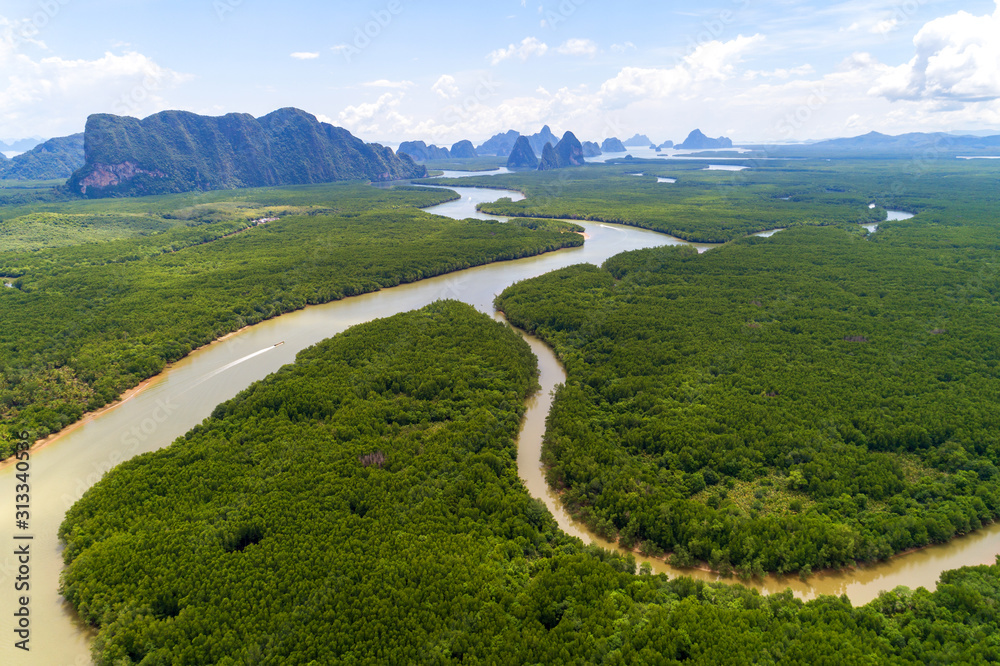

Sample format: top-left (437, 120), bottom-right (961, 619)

top-left (487, 158), bottom-right (1000, 574)
top-left (2, 152), bottom-right (999, 664)
top-left (428, 161), bottom-right (887, 243)
top-left (59, 301), bottom-right (1000, 664)
top-left (0, 182), bottom-right (580, 458)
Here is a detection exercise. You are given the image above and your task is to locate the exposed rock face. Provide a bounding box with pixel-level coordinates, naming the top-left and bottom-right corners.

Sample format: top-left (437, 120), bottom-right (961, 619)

top-left (477, 130), bottom-right (520, 156)
top-left (397, 141), bottom-right (429, 160)
top-left (581, 141), bottom-right (602, 157)
top-left (0, 134), bottom-right (85, 180)
top-left (601, 137), bottom-right (627, 152)
top-left (397, 141), bottom-right (450, 161)
top-left (553, 131), bottom-right (585, 167)
top-left (623, 133), bottom-right (653, 147)
top-left (537, 143), bottom-right (559, 171)
top-left (68, 108), bottom-right (426, 197)
top-left (478, 125), bottom-right (561, 157)
top-left (76, 162), bottom-right (167, 194)
top-left (506, 136), bottom-right (539, 169)
top-left (677, 129), bottom-right (733, 150)
top-left (449, 140), bottom-right (477, 158)
top-left (526, 125), bottom-right (560, 155)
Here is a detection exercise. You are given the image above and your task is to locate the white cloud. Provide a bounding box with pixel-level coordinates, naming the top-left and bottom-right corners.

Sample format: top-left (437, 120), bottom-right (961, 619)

top-left (0, 24), bottom-right (190, 136)
top-left (871, 18), bottom-right (899, 35)
top-left (335, 82), bottom-right (602, 146)
top-left (611, 42), bottom-right (635, 54)
top-left (337, 93), bottom-right (402, 132)
top-left (600, 34), bottom-right (764, 105)
top-left (290, 52), bottom-right (319, 60)
top-left (431, 74), bottom-right (460, 99)
top-left (363, 79), bottom-right (414, 89)
top-left (871, 2), bottom-right (1000, 102)
top-left (842, 17), bottom-right (899, 35)
top-left (744, 64), bottom-right (815, 81)
top-left (487, 37), bottom-right (548, 65)
top-left (557, 38), bottom-right (597, 57)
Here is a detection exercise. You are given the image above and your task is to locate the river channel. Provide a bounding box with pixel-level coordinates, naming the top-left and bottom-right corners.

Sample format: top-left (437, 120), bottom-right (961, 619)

top-left (0, 183), bottom-right (994, 665)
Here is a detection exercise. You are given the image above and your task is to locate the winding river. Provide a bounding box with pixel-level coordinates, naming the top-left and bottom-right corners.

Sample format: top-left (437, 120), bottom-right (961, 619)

top-left (0, 185), bottom-right (995, 665)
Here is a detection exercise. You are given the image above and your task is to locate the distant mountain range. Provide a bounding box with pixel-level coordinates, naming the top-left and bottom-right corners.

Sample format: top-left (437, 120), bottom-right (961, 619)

top-left (477, 126), bottom-right (562, 157)
top-left (601, 137), bottom-right (626, 152)
top-left (397, 141), bottom-right (451, 161)
top-left (799, 131), bottom-right (1000, 153)
top-left (507, 131), bottom-right (586, 172)
top-left (0, 134), bottom-right (85, 180)
top-left (622, 134), bottom-right (653, 147)
top-left (946, 129), bottom-right (1000, 138)
top-left (0, 137), bottom-right (47, 154)
top-left (68, 108), bottom-right (425, 198)
top-left (396, 139), bottom-right (479, 161)
top-left (10, 115), bottom-right (999, 194)
top-left (676, 129), bottom-right (733, 150)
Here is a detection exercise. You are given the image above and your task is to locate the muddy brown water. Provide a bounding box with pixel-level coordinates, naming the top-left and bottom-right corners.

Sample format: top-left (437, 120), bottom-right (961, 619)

top-left (0, 190), bottom-right (992, 665)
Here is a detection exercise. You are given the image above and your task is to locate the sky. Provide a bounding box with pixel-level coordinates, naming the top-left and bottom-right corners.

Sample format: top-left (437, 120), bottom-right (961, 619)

top-left (1, 0), bottom-right (999, 145)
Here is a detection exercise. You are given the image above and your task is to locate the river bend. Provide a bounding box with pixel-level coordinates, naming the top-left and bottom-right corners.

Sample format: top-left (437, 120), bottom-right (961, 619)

top-left (0, 184), bottom-right (993, 665)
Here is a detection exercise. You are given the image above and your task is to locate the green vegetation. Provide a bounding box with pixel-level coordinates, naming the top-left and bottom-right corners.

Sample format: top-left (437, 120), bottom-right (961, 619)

top-left (68, 108), bottom-right (425, 197)
top-left (0, 133), bottom-right (84, 180)
top-left (495, 158), bottom-right (1000, 574)
top-left (508, 217), bottom-right (585, 233)
top-left (0, 182), bottom-right (581, 457)
top-left (60, 301), bottom-right (1000, 664)
top-left (425, 159), bottom-right (900, 242)
top-left (0, 180), bottom-right (72, 208)
top-left (421, 156), bottom-right (508, 172)
top-left (0, 212), bottom-right (180, 253)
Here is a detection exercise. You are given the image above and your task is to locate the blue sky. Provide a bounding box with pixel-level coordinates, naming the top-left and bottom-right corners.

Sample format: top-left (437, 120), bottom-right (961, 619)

top-left (2, 0), bottom-right (999, 144)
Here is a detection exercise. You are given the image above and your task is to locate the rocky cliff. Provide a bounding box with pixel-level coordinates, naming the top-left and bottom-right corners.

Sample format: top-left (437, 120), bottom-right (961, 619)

top-left (552, 131), bottom-right (586, 168)
top-left (600, 137), bottom-right (627, 152)
top-left (68, 108), bottom-right (425, 197)
top-left (0, 134), bottom-right (85, 180)
top-left (676, 129), bottom-right (733, 150)
top-left (537, 143), bottom-right (559, 171)
top-left (397, 141), bottom-right (451, 161)
top-left (449, 140), bottom-right (477, 158)
top-left (506, 136), bottom-right (539, 169)
top-left (581, 141), bottom-right (602, 157)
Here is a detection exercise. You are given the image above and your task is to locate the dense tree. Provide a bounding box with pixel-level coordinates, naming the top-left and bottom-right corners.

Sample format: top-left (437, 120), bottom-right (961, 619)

top-left (0, 182), bottom-right (581, 456)
top-left (495, 162), bottom-right (1000, 573)
top-left (60, 302), bottom-right (1000, 664)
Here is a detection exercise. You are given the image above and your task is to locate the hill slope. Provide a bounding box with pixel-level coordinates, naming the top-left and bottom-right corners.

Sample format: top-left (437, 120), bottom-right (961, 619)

top-left (67, 108), bottom-right (425, 197)
top-left (0, 134), bottom-right (85, 180)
